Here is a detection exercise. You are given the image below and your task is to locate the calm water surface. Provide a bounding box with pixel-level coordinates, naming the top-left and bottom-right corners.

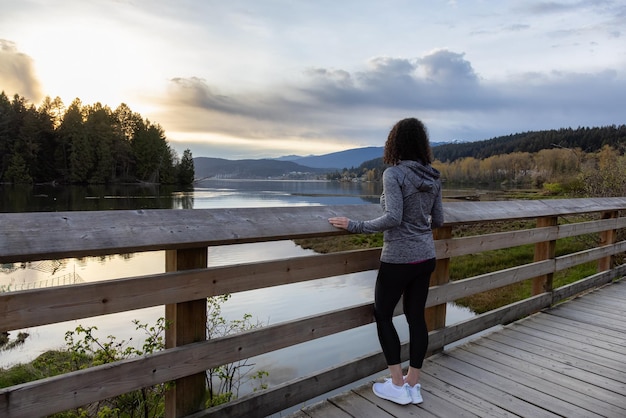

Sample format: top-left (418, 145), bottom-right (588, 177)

top-left (1, 180), bottom-right (478, 404)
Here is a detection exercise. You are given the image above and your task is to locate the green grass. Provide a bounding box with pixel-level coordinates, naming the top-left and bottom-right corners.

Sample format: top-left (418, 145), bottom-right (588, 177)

top-left (295, 225), bottom-right (603, 314)
top-left (450, 235), bottom-right (597, 313)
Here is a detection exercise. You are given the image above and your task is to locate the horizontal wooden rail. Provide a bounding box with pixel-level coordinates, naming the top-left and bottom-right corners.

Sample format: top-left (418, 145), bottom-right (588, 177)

top-left (1, 197), bottom-right (626, 418)
top-left (3, 198), bottom-right (626, 264)
top-left (1, 249), bottom-right (381, 331)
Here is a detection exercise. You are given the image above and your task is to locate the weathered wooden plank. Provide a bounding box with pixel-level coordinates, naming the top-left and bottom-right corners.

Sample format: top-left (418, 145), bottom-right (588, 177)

top-left (426, 356), bottom-right (565, 417)
top-left (555, 245), bottom-right (616, 270)
top-left (436, 226), bottom-right (558, 258)
top-left (427, 260), bottom-right (553, 306)
top-left (584, 290), bottom-right (626, 305)
top-left (548, 305), bottom-right (626, 332)
top-left (418, 368), bottom-right (518, 417)
top-left (404, 386), bottom-right (482, 418)
top-left (471, 335), bottom-right (626, 398)
top-left (327, 389), bottom-right (395, 418)
top-left (513, 322), bottom-right (626, 365)
top-left (484, 330), bottom-right (626, 385)
top-left (538, 312), bottom-right (626, 343)
top-left (499, 327), bottom-right (626, 371)
top-left (0, 205), bottom-right (384, 263)
top-left (427, 226), bottom-right (451, 340)
top-left (596, 285), bottom-right (626, 299)
top-left (434, 219), bottom-right (626, 262)
top-left (518, 317), bottom-right (625, 354)
top-left (525, 314), bottom-right (626, 349)
top-left (568, 297), bottom-right (626, 316)
top-left (164, 247), bottom-right (207, 418)
top-left (289, 400), bottom-right (353, 418)
top-left (557, 216), bottom-right (626, 238)
top-left (533, 216), bottom-right (557, 294)
top-left (4, 198), bottom-right (626, 263)
top-left (353, 383), bottom-right (440, 418)
top-left (0, 248), bottom-right (380, 331)
top-left (447, 346), bottom-right (623, 417)
top-left (597, 279), bottom-right (626, 295)
top-left (442, 197), bottom-right (626, 225)
top-left (457, 328), bottom-right (626, 413)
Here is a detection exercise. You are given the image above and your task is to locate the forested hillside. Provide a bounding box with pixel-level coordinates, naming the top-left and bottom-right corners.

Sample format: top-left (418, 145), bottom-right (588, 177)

top-left (335, 125), bottom-right (626, 197)
top-left (0, 92), bottom-right (194, 185)
top-left (433, 125), bottom-right (626, 163)
top-left (193, 157), bottom-right (329, 179)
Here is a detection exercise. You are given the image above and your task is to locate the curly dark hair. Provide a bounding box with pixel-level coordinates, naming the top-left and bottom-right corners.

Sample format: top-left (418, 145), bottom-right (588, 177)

top-left (383, 117), bottom-right (433, 165)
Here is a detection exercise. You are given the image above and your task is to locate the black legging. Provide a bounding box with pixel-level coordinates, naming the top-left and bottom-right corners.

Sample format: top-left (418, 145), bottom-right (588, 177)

top-left (374, 258), bottom-right (436, 369)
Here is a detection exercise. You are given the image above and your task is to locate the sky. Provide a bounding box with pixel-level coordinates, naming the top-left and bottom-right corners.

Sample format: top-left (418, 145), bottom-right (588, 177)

top-left (1, 0), bottom-right (625, 160)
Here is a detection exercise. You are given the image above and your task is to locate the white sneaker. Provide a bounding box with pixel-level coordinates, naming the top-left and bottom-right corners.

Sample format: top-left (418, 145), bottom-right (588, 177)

top-left (406, 383), bottom-right (423, 404)
top-left (372, 379), bottom-right (412, 405)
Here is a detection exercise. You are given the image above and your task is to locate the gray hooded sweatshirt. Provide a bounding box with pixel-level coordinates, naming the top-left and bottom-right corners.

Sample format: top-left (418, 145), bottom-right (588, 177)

top-left (347, 160), bottom-right (444, 263)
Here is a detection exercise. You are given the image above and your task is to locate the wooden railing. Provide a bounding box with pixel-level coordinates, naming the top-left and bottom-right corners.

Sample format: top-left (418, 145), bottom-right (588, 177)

top-left (1, 197), bottom-right (626, 418)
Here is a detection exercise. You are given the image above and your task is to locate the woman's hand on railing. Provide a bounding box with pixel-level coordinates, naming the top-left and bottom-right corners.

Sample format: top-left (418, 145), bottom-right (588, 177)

top-left (329, 217), bottom-right (350, 230)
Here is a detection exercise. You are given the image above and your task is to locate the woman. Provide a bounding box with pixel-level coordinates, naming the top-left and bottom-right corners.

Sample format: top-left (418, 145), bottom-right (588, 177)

top-left (328, 117), bottom-right (443, 405)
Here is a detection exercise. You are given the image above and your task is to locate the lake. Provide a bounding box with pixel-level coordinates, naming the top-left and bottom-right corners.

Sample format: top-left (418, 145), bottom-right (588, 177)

top-left (0, 180), bottom-right (480, 409)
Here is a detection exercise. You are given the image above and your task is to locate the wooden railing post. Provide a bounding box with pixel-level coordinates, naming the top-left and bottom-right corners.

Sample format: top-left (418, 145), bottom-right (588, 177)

top-left (426, 226), bottom-right (451, 353)
top-left (165, 248), bottom-right (208, 418)
top-left (598, 210), bottom-right (618, 272)
top-left (532, 216), bottom-right (557, 295)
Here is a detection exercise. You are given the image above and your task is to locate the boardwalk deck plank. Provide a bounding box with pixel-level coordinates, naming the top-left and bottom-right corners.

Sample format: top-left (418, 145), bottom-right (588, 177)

top-left (507, 325), bottom-right (626, 364)
top-left (518, 318), bottom-right (625, 354)
top-left (293, 400), bottom-right (353, 418)
top-left (424, 358), bottom-right (562, 418)
top-left (329, 389), bottom-right (397, 418)
top-left (450, 344), bottom-right (625, 417)
top-left (484, 331), bottom-right (626, 385)
top-left (571, 296), bottom-right (626, 314)
top-left (542, 306), bottom-right (626, 332)
top-left (439, 348), bottom-right (610, 417)
top-left (472, 335), bottom-right (626, 397)
top-left (289, 279), bottom-right (626, 418)
top-left (415, 372), bottom-right (518, 418)
top-left (410, 388), bottom-right (482, 418)
top-left (525, 314), bottom-right (626, 347)
top-left (556, 301), bottom-right (626, 322)
top-left (497, 327), bottom-right (626, 371)
top-left (353, 384), bottom-right (439, 417)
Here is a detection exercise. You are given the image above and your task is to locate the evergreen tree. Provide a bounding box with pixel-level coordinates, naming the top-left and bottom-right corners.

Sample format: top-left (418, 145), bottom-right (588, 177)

top-left (60, 99), bottom-right (93, 183)
top-left (84, 103), bottom-right (116, 183)
top-left (0, 92), bottom-right (15, 180)
top-left (132, 122), bottom-right (172, 182)
top-left (4, 153), bottom-right (32, 183)
top-left (177, 149), bottom-right (195, 184)
top-left (112, 104), bottom-right (142, 180)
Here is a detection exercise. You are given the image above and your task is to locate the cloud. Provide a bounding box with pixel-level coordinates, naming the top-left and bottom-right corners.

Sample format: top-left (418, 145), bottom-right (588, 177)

top-left (0, 40), bottom-right (43, 102)
top-left (158, 49), bottom-right (486, 137)
top-left (155, 46), bottom-right (626, 156)
top-left (522, 1), bottom-right (611, 15)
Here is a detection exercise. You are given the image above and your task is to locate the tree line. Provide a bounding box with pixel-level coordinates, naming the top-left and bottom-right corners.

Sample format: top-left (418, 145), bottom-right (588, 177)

top-left (433, 125), bottom-right (626, 163)
top-left (333, 127), bottom-right (626, 198)
top-left (0, 92), bottom-right (194, 185)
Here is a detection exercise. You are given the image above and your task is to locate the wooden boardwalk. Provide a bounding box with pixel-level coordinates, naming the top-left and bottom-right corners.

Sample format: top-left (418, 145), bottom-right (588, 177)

top-left (289, 279), bottom-right (626, 418)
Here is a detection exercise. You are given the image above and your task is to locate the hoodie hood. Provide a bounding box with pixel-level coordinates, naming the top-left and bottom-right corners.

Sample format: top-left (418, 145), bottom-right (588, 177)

top-left (397, 160), bottom-right (441, 192)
